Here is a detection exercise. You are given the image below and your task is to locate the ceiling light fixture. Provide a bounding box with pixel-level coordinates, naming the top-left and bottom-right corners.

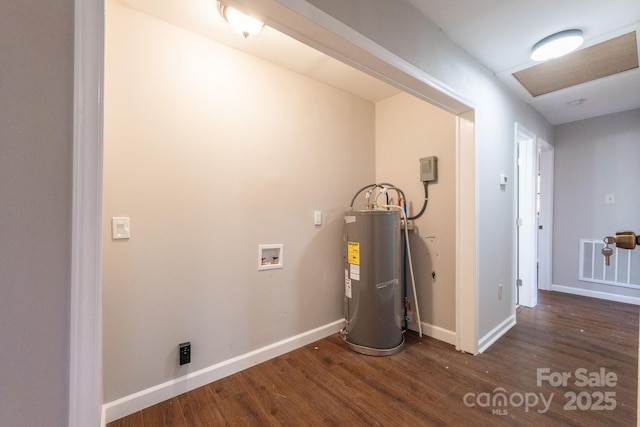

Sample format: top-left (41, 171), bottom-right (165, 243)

top-left (531, 29), bottom-right (584, 62)
top-left (218, 2), bottom-right (264, 38)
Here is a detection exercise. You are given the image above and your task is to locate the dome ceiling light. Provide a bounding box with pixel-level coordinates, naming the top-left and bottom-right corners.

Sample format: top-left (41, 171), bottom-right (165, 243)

top-left (531, 29), bottom-right (584, 61)
top-left (218, 2), bottom-right (264, 38)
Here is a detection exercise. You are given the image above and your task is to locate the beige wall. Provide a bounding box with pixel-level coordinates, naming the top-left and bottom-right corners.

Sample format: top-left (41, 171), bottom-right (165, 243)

top-left (103, 2), bottom-right (375, 402)
top-left (0, 1), bottom-right (73, 425)
top-left (375, 93), bottom-right (457, 333)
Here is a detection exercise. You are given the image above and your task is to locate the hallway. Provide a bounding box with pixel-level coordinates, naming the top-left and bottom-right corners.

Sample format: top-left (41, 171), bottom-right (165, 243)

top-left (109, 291), bottom-right (638, 426)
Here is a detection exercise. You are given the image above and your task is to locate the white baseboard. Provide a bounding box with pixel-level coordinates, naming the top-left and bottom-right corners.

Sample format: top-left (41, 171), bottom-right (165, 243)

top-left (407, 321), bottom-right (456, 346)
top-left (477, 313), bottom-right (516, 354)
top-left (102, 319), bottom-right (344, 425)
top-left (551, 284), bottom-right (640, 306)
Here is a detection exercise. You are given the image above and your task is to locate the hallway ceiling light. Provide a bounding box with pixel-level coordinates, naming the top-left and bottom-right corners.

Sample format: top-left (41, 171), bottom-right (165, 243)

top-left (531, 29), bottom-right (584, 61)
top-left (218, 2), bottom-right (264, 38)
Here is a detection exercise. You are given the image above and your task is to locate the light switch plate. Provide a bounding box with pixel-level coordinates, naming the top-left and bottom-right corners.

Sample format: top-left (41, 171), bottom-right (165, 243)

top-left (112, 217), bottom-right (130, 239)
top-left (314, 210), bottom-right (322, 226)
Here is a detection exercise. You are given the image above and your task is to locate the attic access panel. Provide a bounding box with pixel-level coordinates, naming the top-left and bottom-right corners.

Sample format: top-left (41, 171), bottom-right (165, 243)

top-left (513, 31), bottom-right (639, 97)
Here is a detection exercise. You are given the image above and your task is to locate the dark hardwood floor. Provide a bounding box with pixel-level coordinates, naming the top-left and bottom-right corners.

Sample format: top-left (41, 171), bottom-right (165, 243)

top-left (108, 291), bottom-right (638, 426)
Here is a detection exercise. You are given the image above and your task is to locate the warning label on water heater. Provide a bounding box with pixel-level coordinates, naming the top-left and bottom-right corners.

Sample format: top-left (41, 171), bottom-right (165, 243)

top-left (350, 264), bottom-right (360, 281)
top-left (345, 269), bottom-right (352, 298)
top-left (347, 241), bottom-right (360, 265)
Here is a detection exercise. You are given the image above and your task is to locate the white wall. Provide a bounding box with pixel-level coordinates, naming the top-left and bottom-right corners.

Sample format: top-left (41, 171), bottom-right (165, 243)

top-left (0, 1), bottom-right (73, 425)
top-left (292, 0), bottom-right (554, 342)
top-left (103, 2), bottom-right (375, 403)
top-left (553, 109), bottom-right (640, 300)
top-left (375, 93), bottom-right (457, 336)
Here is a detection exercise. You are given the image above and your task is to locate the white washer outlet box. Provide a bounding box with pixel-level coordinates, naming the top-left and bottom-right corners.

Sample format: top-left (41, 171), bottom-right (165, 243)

top-left (258, 244), bottom-right (284, 270)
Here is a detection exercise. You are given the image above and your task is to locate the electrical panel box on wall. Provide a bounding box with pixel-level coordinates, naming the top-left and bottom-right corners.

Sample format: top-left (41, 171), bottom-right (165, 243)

top-left (420, 156), bottom-right (438, 182)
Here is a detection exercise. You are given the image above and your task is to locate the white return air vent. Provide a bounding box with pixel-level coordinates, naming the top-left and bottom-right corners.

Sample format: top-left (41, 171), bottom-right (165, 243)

top-left (579, 239), bottom-right (640, 289)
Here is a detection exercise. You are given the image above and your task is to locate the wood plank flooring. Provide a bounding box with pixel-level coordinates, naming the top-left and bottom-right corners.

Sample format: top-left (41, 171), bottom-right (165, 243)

top-left (108, 291), bottom-right (638, 426)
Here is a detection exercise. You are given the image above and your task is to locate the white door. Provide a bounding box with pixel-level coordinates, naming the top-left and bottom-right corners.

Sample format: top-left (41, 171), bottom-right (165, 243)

top-left (516, 124), bottom-right (538, 307)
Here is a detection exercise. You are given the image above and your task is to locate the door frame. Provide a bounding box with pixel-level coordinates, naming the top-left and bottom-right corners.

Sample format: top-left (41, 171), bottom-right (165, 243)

top-left (69, 1), bottom-right (104, 426)
top-left (516, 123), bottom-right (538, 308)
top-left (537, 139), bottom-right (554, 291)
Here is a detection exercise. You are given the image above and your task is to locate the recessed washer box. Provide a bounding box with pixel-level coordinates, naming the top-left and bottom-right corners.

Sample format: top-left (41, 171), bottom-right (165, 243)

top-left (258, 244), bottom-right (283, 270)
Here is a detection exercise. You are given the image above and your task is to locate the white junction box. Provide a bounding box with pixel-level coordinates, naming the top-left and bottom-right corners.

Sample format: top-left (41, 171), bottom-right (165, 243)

top-left (420, 156), bottom-right (438, 182)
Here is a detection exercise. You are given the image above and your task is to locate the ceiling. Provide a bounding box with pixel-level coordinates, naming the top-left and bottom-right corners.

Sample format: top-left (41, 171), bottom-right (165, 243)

top-left (408, 0), bottom-right (640, 125)
top-left (112, 0), bottom-right (400, 103)
top-left (116, 0), bottom-right (640, 125)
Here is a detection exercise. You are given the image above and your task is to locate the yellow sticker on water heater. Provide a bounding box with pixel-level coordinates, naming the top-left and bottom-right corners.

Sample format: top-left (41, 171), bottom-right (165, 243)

top-left (347, 241), bottom-right (360, 265)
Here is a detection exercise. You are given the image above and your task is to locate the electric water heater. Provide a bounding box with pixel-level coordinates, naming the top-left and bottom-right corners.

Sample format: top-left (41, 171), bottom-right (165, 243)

top-left (342, 210), bottom-right (404, 356)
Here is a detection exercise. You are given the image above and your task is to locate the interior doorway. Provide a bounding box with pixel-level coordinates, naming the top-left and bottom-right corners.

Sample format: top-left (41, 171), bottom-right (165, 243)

top-left (516, 124), bottom-right (554, 307)
top-left (71, 1), bottom-right (479, 425)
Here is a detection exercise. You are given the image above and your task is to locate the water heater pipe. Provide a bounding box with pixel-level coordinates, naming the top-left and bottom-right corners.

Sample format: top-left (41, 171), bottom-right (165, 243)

top-left (349, 183), bottom-right (406, 209)
top-left (380, 204), bottom-right (423, 337)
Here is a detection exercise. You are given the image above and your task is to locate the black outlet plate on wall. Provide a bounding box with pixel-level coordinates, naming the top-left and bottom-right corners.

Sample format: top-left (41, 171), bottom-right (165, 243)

top-left (179, 342), bottom-right (191, 365)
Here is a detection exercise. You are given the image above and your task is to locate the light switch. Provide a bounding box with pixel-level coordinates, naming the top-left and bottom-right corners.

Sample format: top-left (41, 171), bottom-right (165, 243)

top-left (314, 210), bottom-right (322, 226)
top-left (112, 217), bottom-right (130, 239)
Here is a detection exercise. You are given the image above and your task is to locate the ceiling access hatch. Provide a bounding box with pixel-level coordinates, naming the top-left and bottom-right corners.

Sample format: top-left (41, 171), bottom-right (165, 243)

top-left (513, 31), bottom-right (638, 97)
